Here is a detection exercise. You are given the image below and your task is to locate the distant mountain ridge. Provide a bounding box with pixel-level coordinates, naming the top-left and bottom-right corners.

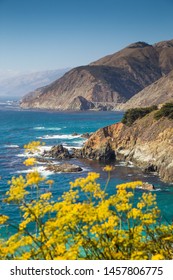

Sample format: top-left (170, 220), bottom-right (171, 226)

top-left (20, 39), bottom-right (173, 110)
top-left (0, 69), bottom-right (69, 99)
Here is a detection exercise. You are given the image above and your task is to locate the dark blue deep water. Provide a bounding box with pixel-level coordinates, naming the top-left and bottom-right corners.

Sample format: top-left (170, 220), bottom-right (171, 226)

top-left (0, 105), bottom-right (173, 230)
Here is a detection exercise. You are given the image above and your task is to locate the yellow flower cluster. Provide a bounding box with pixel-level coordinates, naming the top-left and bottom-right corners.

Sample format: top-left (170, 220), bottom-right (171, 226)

top-left (0, 215), bottom-right (9, 225)
top-left (24, 141), bottom-right (43, 153)
top-left (103, 165), bottom-right (114, 172)
top-left (23, 157), bottom-right (37, 166)
top-left (116, 181), bottom-right (143, 190)
top-left (26, 171), bottom-right (45, 186)
top-left (6, 175), bottom-right (28, 203)
top-left (1, 143), bottom-right (173, 260)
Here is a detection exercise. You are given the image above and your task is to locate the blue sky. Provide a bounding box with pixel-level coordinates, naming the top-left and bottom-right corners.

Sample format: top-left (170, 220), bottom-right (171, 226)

top-left (0, 0), bottom-right (173, 73)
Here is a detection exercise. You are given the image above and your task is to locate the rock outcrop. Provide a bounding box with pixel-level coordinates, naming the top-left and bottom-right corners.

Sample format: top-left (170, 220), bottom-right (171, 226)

top-left (81, 111), bottom-right (173, 183)
top-left (43, 145), bottom-right (71, 159)
top-left (20, 39), bottom-right (173, 111)
top-left (46, 163), bottom-right (82, 173)
top-left (67, 96), bottom-right (95, 110)
top-left (139, 182), bottom-right (155, 191)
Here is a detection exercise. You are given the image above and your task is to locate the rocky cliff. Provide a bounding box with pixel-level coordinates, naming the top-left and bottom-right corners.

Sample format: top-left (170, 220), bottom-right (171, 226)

top-left (81, 111), bottom-right (173, 183)
top-left (20, 39), bottom-right (173, 110)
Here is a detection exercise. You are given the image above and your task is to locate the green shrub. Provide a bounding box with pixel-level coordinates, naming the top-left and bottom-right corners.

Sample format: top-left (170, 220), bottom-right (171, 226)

top-left (154, 103), bottom-right (173, 120)
top-left (122, 106), bottom-right (157, 126)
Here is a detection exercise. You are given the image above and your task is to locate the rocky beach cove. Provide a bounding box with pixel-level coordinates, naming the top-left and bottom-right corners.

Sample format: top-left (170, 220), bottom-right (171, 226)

top-left (32, 105), bottom-right (173, 190)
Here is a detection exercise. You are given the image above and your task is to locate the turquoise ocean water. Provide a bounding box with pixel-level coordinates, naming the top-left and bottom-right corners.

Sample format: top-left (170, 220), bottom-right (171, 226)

top-left (0, 104), bottom-right (173, 232)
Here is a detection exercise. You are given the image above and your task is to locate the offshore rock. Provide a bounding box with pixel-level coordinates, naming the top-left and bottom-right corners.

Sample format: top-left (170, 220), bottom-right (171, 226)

top-left (43, 145), bottom-right (71, 159)
top-left (46, 163), bottom-right (82, 173)
top-left (81, 132), bottom-right (92, 139)
top-left (139, 182), bottom-right (155, 191)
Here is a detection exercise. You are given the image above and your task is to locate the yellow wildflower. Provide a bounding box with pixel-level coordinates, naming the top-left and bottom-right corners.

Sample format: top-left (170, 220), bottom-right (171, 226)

top-left (0, 215), bottom-right (9, 225)
top-left (24, 141), bottom-right (42, 153)
top-left (40, 192), bottom-right (52, 200)
top-left (26, 171), bottom-right (45, 186)
top-left (23, 157), bottom-right (37, 166)
top-left (152, 254), bottom-right (164, 260)
top-left (103, 165), bottom-right (114, 172)
top-left (46, 180), bottom-right (54, 188)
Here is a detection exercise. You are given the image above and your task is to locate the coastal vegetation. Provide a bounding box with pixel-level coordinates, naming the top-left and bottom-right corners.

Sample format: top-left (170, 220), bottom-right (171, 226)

top-left (122, 106), bottom-right (157, 126)
top-left (121, 103), bottom-right (173, 127)
top-left (0, 141), bottom-right (173, 260)
top-left (154, 102), bottom-right (173, 120)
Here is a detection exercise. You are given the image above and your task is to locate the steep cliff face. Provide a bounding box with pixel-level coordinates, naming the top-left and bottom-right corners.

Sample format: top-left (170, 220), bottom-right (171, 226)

top-left (20, 39), bottom-right (173, 110)
top-left (82, 112), bottom-right (173, 182)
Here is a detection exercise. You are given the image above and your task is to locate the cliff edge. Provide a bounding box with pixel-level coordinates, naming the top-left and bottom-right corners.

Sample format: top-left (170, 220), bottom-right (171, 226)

top-left (82, 109), bottom-right (173, 182)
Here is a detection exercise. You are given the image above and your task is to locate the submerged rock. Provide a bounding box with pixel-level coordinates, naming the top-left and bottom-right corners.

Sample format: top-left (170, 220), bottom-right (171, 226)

top-left (81, 132), bottom-right (92, 139)
top-left (138, 182), bottom-right (155, 191)
top-left (46, 163), bottom-right (82, 173)
top-left (72, 132), bottom-right (79, 136)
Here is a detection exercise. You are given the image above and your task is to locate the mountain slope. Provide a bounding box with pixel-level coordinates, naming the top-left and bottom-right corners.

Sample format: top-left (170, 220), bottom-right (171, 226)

top-left (20, 39), bottom-right (173, 110)
top-left (119, 70), bottom-right (173, 110)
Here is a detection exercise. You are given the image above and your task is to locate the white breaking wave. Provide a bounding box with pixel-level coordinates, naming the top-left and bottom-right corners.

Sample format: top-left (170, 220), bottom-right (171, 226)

top-left (73, 139), bottom-right (86, 145)
top-left (35, 166), bottom-right (54, 177)
top-left (4, 144), bottom-right (19, 148)
top-left (62, 139), bottom-right (85, 150)
top-left (39, 145), bottom-right (52, 154)
top-left (16, 145), bottom-right (52, 158)
top-left (16, 165), bottom-right (53, 177)
top-left (34, 126), bottom-right (61, 131)
top-left (63, 144), bottom-right (81, 150)
top-left (33, 126), bottom-right (45, 130)
top-left (37, 134), bottom-right (82, 140)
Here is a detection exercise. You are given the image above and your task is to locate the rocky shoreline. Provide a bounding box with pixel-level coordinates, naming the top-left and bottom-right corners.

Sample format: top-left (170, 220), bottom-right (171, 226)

top-left (78, 112), bottom-right (173, 183)
top-left (38, 143), bottom-right (155, 190)
top-left (35, 108), bottom-right (173, 187)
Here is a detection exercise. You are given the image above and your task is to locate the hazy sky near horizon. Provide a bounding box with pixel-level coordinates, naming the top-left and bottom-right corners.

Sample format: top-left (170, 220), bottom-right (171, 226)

top-left (0, 0), bottom-right (173, 73)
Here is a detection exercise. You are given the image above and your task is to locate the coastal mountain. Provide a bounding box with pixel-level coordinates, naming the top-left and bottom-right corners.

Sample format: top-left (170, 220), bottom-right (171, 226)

top-left (118, 70), bottom-right (173, 110)
top-left (0, 69), bottom-right (69, 100)
top-left (81, 108), bottom-right (173, 183)
top-left (20, 39), bottom-right (173, 110)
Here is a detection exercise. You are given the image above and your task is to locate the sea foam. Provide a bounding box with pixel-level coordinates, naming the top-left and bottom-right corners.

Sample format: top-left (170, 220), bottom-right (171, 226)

top-left (4, 144), bottom-right (19, 148)
top-left (16, 165), bottom-right (53, 177)
top-left (34, 126), bottom-right (61, 131)
top-left (37, 134), bottom-right (81, 140)
top-left (16, 145), bottom-right (52, 158)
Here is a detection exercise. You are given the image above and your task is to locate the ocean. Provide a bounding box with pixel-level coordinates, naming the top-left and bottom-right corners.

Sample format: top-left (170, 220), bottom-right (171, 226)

top-left (0, 104), bottom-right (173, 231)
